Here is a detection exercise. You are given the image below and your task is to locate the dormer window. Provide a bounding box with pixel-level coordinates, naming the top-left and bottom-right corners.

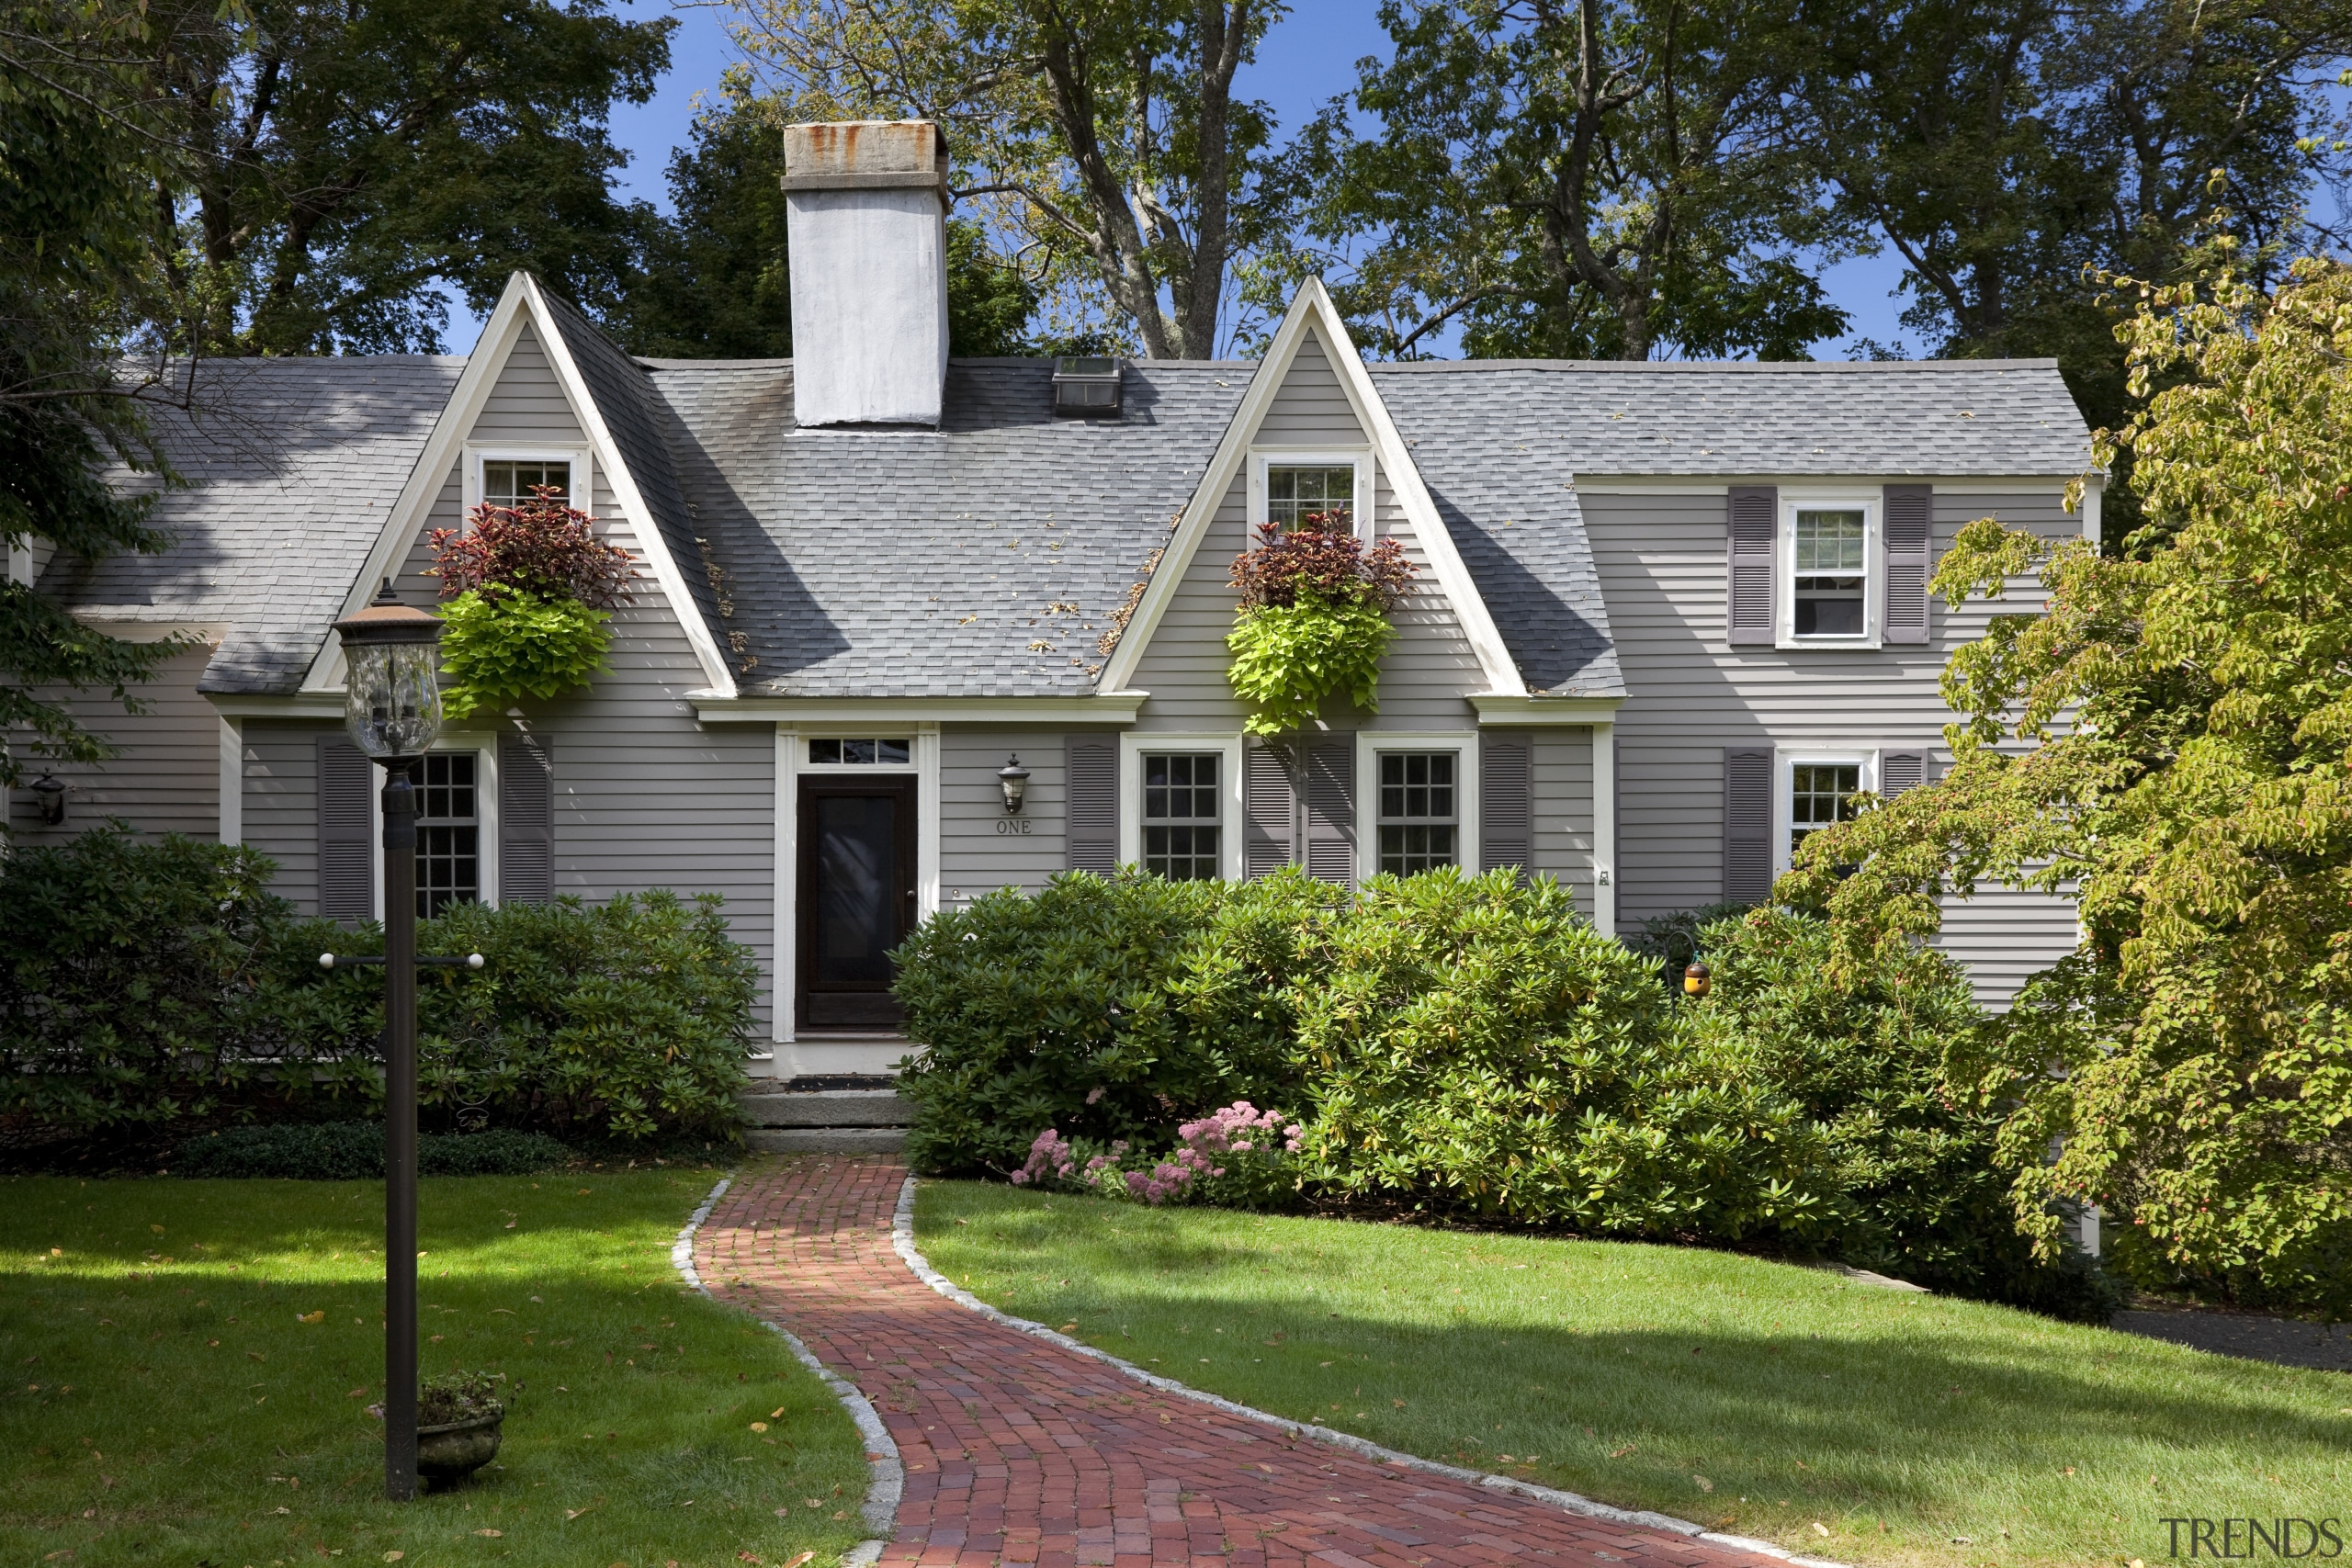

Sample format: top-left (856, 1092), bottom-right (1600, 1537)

top-left (1792, 509), bottom-right (1866, 636)
top-left (1266, 465), bottom-right (1355, 531)
top-left (483, 458), bottom-right (570, 506)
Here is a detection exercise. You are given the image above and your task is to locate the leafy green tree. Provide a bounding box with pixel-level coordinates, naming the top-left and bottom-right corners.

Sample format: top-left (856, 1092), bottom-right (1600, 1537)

top-left (1289, 0), bottom-right (1849, 360)
top-left (0, 0), bottom-right (191, 790)
top-left (618, 95), bottom-right (1039, 359)
top-left (1781, 254), bottom-right (2352, 1313)
top-left (728, 0), bottom-right (1288, 357)
top-left (149, 0), bottom-right (673, 354)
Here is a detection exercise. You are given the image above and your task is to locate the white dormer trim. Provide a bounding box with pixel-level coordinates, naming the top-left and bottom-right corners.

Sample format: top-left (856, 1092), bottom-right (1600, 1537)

top-left (304, 272), bottom-right (737, 697)
top-left (1097, 278), bottom-right (1525, 697)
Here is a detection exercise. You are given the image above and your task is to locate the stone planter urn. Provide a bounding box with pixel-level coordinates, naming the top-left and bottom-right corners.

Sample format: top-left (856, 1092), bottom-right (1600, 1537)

top-left (416, 1405), bottom-right (503, 1487)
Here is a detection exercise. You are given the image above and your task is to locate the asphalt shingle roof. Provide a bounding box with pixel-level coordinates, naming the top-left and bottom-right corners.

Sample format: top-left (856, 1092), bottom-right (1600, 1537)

top-left (644, 357), bottom-right (1251, 696)
top-left (1371, 357), bottom-right (2090, 477)
top-left (44, 355), bottom-right (462, 694)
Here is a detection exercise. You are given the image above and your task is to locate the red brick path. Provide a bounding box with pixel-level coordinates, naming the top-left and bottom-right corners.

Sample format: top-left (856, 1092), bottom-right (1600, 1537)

top-left (697, 1156), bottom-right (1803, 1568)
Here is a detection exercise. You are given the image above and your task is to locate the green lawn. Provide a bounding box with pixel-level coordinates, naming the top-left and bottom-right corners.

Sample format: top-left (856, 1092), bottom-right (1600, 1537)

top-left (915, 1180), bottom-right (2350, 1568)
top-left (0, 1168), bottom-right (868, 1568)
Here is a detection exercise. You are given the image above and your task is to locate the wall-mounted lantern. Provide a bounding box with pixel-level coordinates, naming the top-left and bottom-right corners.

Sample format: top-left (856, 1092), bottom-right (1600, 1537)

top-left (28, 774), bottom-right (65, 827)
top-left (998, 754), bottom-right (1031, 815)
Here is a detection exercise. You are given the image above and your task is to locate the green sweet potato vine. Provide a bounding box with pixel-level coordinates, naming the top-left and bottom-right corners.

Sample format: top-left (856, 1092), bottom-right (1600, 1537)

top-left (429, 485), bottom-right (636, 716)
top-left (1225, 512), bottom-right (1412, 736)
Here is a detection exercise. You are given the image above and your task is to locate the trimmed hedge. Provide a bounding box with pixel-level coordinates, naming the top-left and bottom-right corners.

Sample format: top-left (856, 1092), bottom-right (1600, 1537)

top-left (0, 829), bottom-right (757, 1142)
top-left (174, 1122), bottom-right (571, 1179)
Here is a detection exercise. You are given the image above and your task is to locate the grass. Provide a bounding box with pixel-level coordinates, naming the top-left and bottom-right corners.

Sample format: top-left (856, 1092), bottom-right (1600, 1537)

top-left (0, 1168), bottom-right (868, 1568)
top-left (914, 1179), bottom-right (2352, 1568)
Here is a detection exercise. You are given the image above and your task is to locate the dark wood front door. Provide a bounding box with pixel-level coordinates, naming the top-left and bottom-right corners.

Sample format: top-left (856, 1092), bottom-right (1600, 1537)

top-left (797, 774), bottom-right (917, 1031)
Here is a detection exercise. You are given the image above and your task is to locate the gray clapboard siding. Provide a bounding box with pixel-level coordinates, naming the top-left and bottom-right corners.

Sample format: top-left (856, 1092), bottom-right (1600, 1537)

top-left (470, 325), bottom-right (585, 443)
top-left (940, 727), bottom-right (1069, 897)
top-left (6, 643), bottom-right (220, 840)
top-left (394, 462), bottom-right (463, 603)
top-left (242, 718), bottom-right (328, 908)
top-left (1128, 333), bottom-right (1479, 732)
top-left (1579, 485), bottom-right (2085, 1000)
top-left (1531, 727), bottom-right (1596, 918)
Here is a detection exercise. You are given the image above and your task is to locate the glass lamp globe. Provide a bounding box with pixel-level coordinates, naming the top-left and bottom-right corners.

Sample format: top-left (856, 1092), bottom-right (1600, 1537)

top-left (333, 581), bottom-right (446, 761)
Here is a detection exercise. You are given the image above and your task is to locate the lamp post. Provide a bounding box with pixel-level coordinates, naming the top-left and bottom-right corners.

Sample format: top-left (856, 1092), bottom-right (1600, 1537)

top-left (333, 580), bottom-right (445, 1502)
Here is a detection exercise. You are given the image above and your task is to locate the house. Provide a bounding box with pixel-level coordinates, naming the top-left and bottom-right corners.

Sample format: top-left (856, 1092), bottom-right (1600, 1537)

top-left (6, 120), bottom-right (2096, 1079)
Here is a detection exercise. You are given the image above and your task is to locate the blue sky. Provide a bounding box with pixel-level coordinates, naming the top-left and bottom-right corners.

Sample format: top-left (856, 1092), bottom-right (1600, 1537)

top-left (446, 0), bottom-right (1913, 357)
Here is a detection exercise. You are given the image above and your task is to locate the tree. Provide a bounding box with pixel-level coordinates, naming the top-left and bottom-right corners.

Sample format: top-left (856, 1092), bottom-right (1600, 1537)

top-left (0, 0), bottom-right (193, 792)
top-left (1797, 0), bottom-right (2352, 430)
top-left (147, 0), bottom-right (673, 355)
top-left (1290, 0), bottom-right (1849, 361)
top-left (617, 94), bottom-right (1040, 359)
top-left (1780, 254), bottom-right (2352, 1314)
top-left (727, 0), bottom-right (1289, 357)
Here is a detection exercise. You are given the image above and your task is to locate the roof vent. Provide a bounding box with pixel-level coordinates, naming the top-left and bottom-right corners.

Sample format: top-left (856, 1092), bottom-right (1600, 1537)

top-left (1052, 356), bottom-right (1121, 417)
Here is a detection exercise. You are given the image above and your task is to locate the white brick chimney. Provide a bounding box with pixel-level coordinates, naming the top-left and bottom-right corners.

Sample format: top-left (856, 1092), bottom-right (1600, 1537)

top-left (782, 119), bottom-right (951, 427)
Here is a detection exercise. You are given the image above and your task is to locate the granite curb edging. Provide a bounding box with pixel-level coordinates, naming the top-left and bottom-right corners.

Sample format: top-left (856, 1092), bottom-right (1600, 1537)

top-left (883, 1174), bottom-right (1851, 1568)
top-left (674, 1173), bottom-right (905, 1568)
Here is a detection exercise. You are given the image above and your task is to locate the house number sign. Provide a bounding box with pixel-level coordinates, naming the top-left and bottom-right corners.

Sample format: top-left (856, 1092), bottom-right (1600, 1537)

top-left (995, 818), bottom-right (1034, 835)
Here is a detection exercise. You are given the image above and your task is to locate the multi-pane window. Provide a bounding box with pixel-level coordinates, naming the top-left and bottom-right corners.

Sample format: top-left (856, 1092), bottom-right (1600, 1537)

top-left (1792, 509), bottom-right (1867, 636)
top-left (1266, 465), bottom-right (1355, 531)
top-left (1143, 753), bottom-right (1221, 880)
top-left (415, 752), bottom-right (481, 917)
top-left (482, 459), bottom-right (570, 508)
top-left (1790, 762), bottom-right (1862, 859)
top-left (808, 739), bottom-right (911, 765)
top-left (1378, 752), bottom-right (1458, 875)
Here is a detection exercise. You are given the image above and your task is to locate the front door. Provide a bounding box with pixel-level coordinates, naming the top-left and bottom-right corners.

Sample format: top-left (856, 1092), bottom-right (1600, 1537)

top-left (797, 775), bottom-right (917, 1030)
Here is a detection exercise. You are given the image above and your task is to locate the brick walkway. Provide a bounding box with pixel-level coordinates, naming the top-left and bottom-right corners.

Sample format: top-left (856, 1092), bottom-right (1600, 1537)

top-left (698, 1156), bottom-right (1803, 1568)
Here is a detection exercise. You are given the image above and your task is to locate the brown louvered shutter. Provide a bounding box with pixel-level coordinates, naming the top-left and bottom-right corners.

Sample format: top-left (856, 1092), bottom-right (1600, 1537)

top-left (1243, 741), bottom-right (1295, 879)
top-left (1479, 732), bottom-right (1532, 881)
top-left (1880, 750), bottom-right (1927, 797)
top-left (1302, 741), bottom-right (1354, 886)
top-left (1883, 484), bottom-right (1932, 645)
top-left (1726, 485), bottom-right (1777, 646)
top-left (1723, 746), bottom-right (1775, 904)
top-left (500, 734), bottom-right (553, 904)
top-left (316, 736), bottom-right (374, 923)
top-left (1065, 736), bottom-right (1117, 873)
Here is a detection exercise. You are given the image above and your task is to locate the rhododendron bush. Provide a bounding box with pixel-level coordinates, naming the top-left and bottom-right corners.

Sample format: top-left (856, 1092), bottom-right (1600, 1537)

top-left (1010, 1105), bottom-right (1306, 1207)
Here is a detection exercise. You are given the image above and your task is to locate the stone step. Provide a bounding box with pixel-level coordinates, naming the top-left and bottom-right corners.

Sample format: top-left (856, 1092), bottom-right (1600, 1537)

top-left (740, 1088), bottom-right (910, 1128)
top-left (745, 1127), bottom-right (909, 1155)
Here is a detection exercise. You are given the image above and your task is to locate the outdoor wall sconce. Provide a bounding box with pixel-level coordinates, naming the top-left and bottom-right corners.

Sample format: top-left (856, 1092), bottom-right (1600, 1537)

top-left (998, 753), bottom-right (1031, 815)
top-left (1683, 961), bottom-right (1712, 998)
top-left (28, 773), bottom-right (65, 826)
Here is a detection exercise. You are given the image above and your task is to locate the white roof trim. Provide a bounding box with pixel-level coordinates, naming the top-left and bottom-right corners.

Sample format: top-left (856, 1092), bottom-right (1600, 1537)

top-left (521, 275), bottom-right (736, 697)
top-left (693, 691), bottom-right (1148, 725)
top-left (301, 272), bottom-right (737, 698)
top-left (1097, 278), bottom-right (1524, 697)
top-left (1468, 694), bottom-right (1623, 724)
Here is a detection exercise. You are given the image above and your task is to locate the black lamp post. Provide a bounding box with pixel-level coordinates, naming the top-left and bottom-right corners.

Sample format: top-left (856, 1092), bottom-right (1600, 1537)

top-left (332, 580), bottom-right (445, 1502)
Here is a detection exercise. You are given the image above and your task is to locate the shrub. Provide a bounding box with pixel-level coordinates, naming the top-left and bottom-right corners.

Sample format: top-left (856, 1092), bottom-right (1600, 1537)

top-left (174, 1121), bottom-right (569, 1179)
top-left (892, 869), bottom-right (1340, 1173)
top-left (418, 1370), bottom-right (503, 1425)
top-left (0, 829), bottom-right (320, 1131)
top-left (0, 830), bottom-right (757, 1144)
top-left (435, 590), bottom-right (615, 717)
top-left (1011, 1102), bottom-right (1305, 1207)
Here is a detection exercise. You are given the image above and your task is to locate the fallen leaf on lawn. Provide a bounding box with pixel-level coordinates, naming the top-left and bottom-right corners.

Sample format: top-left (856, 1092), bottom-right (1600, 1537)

top-left (770, 1407), bottom-right (785, 1419)
top-left (784, 1553), bottom-right (815, 1568)
top-left (1609, 1445), bottom-right (1634, 1460)
top-left (1058, 1323), bottom-right (1078, 1333)
top-left (1393, 1399), bottom-right (1405, 1408)
top-left (150, 1224), bottom-right (164, 1235)
top-left (473, 1528), bottom-right (502, 1537)
top-left (1813, 1523), bottom-right (1830, 1538)
top-left (739, 1555), bottom-right (762, 1564)
top-left (1693, 1476), bottom-right (1713, 1493)
top-left (272, 1506), bottom-right (290, 1515)
top-left (247, 1350), bottom-right (265, 1362)
top-left (749, 1421), bottom-right (768, 1432)
top-left (41, 1551), bottom-right (73, 1562)
top-left (565, 1506), bottom-right (599, 1521)
top-left (298, 1312), bottom-right (324, 1325)
top-left (382, 1554), bottom-right (403, 1563)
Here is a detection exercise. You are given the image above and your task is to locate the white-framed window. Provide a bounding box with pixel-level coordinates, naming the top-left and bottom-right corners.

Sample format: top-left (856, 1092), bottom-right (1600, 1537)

top-left (1779, 489), bottom-right (1881, 649)
top-left (1775, 750), bottom-right (1875, 873)
top-left (463, 448), bottom-right (590, 513)
top-left (1248, 450), bottom-right (1373, 540)
top-left (1117, 733), bottom-right (1245, 880)
top-left (1354, 733), bottom-right (1480, 882)
top-left (371, 739), bottom-right (500, 919)
top-left (806, 738), bottom-right (913, 766)
top-left (1376, 751), bottom-right (1459, 874)
top-left (1141, 752), bottom-right (1223, 880)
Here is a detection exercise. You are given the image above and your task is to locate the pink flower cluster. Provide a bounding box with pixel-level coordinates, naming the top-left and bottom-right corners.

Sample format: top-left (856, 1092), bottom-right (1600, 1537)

top-left (1177, 1101), bottom-right (1305, 1156)
top-left (1010, 1127), bottom-right (1075, 1186)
